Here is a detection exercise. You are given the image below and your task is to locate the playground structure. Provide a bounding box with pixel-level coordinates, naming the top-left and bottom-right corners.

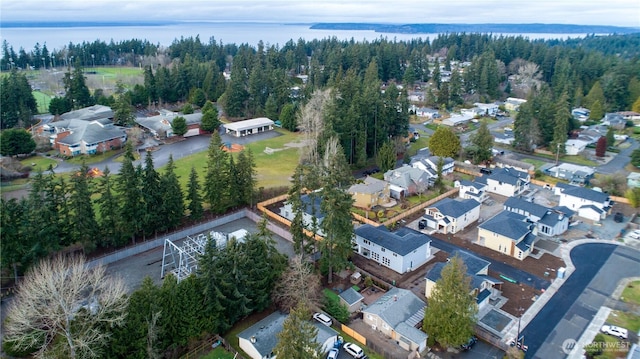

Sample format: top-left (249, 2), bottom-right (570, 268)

top-left (221, 142), bottom-right (245, 153)
top-left (160, 229), bottom-right (249, 282)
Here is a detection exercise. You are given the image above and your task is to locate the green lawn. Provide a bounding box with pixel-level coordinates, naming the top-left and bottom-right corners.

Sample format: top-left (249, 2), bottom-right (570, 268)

top-left (199, 347), bottom-right (235, 359)
top-left (531, 152), bottom-right (597, 167)
top-left (607, 310), bottom-right (640, 333)
top-left (32, 91), bottom-right (52, 114)
top-left (65, 151), bottom-right (120, 165)
top-left (19, 156), bottom-right (58, 172)
top-left (621, 281), bottom-right (640, 305)
top-left (521, 158), bottom-right (546, 169)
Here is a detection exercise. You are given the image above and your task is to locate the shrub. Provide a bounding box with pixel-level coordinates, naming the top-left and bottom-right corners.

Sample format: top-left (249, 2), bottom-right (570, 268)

top-left (323, 292), bottom-right (350, 323)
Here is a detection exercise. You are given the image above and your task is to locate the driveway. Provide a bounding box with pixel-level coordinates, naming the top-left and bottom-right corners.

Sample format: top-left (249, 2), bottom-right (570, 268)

top-left (521, 243), bottom-right (640, 359)
top-left (596, 138), bottom-right (639, 174)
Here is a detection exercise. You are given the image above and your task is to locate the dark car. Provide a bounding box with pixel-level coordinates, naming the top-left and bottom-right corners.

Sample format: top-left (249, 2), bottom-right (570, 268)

top-left (480, 168), bottom-right (492, 175)
top-left (461, 336), bottom-right (477, 351)
top-left (614, 212), bottom-right (624, 223)
top-left (418, 219), bottom-right (427, 230)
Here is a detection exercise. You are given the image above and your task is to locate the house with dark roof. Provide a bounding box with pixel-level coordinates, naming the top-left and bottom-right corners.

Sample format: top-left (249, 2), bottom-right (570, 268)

top-left (383, 165), bottom-right (431, 199)
top-left (478, 167), bottom-right (530, 197)
top-left (362, 287), bottom-right (427, 352)
top-left (409, 149), bottom-right (454, 182)
top-left (339, 287), bottom-right (364, 313)
top-left (455, 179), bottom-right (488, 203)
top-left (424, 250), bottom-right (502, 309)
top-left (492, 130), bottom-right (514, 145)
top-left (135, 110), bottom-right (203, 139)
top-left (279, 192), bottom-right (326, 236)
top-left (422, 198), bottom-right (481, 234)
top-left (545, 163), bottom-right (595, 185)
top-left (477, 211), bottom-right (536, 260)
top-left (348, 176), bottom-right (392, 209)
top-left (504, 197), bottom-right (572, 237)
top-left (238, 311), bottom-right (339, 359)
top-left (354, 224), bottom-right (432, 274)
top-left (557, 185), bottom-right (611, 222)
top-left (602, 113), bottom-right (626, 130)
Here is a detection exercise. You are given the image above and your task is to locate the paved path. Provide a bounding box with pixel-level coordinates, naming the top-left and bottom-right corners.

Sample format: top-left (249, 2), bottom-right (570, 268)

top-left (596, 138), bottom-right (639, 174)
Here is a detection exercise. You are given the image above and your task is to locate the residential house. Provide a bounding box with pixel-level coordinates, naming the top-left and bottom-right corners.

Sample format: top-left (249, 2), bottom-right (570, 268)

top-left (238, 311), bottom-right (339, 359)
top-left (627, 172), bottom-right (640, 188)
top-left (135, 110), bottom-right (203, 139)
top-left (410, 149), bottom-right (455, 178)
top-left (577, 128), bottom-right (603, 144)
top-left (545, 163), bottom-right (595, 184)
top-left (572, 107), bottom-right (591, 122)
top-left (564, 139), bottom-right (590, 155)
top-left (348, 176), bottom-right (392, 209)
top-left (493, 157), bottom-right (534, 174)
top-left (473, 103), bottom-right (499, 117)
top-left (455, 179), bottom-right (488, 203)
top-left (383, 165), bottom-right (431, 199)
top-left (602, 113), bottom-right (627, 130)
top-left (441, 113), bottom-right (474, 127)
top-left (425, 250), bottom-right (502, 309)
top-left (353, 224), bottom-right (432, 274)
top-left (339, 287), bottom-right (364, 313)
top-left (407, 91), bottom-right (425, 102)
top-left (422, 198), bottom-right (481, 234)
top-left (362, 287), bottom-right (427, 352)
top-left (492, 131), bottom-right (514, 145)
top-left (557, 185), bottom-right (611, 222)
top-left (477, 167), bottom-right (530, 197)
top-left (477, 211), bottom-right (536, 260)
top-left (223, 117), bottom-right (274, 137)
top-left (411, 106), bottom-right (440, 119)
top-left (504, 97), bottom-right (527, 112)
top-left (617, 111), bottom-right (640, 122)
top-left (504, 197), bottom-right (572, 237)
top-left (279, 193), bottom-right (325, 236)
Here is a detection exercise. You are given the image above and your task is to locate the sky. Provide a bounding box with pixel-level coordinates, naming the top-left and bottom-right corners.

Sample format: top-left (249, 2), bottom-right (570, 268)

top-left (2, 0), bottom-right (639, 27)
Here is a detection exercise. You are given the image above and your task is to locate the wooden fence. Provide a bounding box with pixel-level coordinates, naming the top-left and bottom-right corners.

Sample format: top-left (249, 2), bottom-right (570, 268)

top-left (341, 324), bottom-right (367, 345)
top-left (381, 188), bottom-right (459, 227)
top-left (256, 194), bottom-right (324, 241)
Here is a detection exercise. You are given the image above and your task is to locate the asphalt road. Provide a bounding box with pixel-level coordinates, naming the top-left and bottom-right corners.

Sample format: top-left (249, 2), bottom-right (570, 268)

top-left (427, 236), bottom-right (551, 291)
top-left (596, 138), bottom-right (639, 174)
top-left (522, 243), bottom-right (640, 359)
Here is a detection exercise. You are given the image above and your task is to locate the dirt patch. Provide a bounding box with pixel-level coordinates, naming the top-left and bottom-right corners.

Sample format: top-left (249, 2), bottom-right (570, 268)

top-left (222, 143), bottom-right (244, 153)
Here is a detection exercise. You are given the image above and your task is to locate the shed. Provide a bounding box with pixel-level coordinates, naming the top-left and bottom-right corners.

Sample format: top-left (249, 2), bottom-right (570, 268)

top-left (223, 117), bottom-right (274, 137)
top-left (339, 287), bottom-right (365, 313)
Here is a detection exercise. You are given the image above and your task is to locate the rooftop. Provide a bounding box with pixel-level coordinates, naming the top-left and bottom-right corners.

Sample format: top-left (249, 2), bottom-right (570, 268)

top-left (355, 224), bottom-right (431, 256)
top-left (479, 211), bottom-right (533, 240)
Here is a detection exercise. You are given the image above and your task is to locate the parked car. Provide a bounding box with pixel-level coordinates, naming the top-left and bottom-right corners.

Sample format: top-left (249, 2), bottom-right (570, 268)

top-left (629, 230), bottom-right (640, 239)
top-left (614, 212), bottom-right (624, 223)
top-left (601, 325), bottom-right (628, 339)
top-left (343, 342), bottom-right (365, 358)
top-left (313, 312), bottom-right (332, 327)
top-left (460, 336), bottom-right (478, 350)
top-left (418, 219), bottom-right (427, 230)
top-left (326, 348), bottom-right (339, 359)
top-left (480, 167), bottom-right (492, 175)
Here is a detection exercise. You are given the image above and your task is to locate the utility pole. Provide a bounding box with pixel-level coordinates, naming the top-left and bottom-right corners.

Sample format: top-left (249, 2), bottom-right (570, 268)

top-left (555, 143), bottom-right (560, 165)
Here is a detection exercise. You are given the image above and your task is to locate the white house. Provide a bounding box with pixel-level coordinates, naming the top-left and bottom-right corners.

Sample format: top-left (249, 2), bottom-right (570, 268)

top-left (238, 312), bottom-right (339, 359)
top-left (362, 287), bottom-right (427, 353)
top-left (557, 185), bottom-right (611, 222)
top-left (442, 113), bottom-right (474, 126)
top-left (422, 198), bottom-right (481, 234)
top-left (353, 224), bottom-right (432, 274)
top-left (412, 106), bottom-right (440, 119)
top-left (564, 139), bottom-right (590, 155)
top-left (279, 193), bottom-right (325, 236)
top-left (571, 107), bottom-right (591, 122)
top-left (504, 97), bottom-right (527, 112)
top-left (478, 168), bottom-right (530, 197)
top-left (410, 150), bottom-right (455, 177)
top-left (473, 102), bottom-right (499, 117)
top-left (546, 163), bottom-right (595, 185)
top-left (493, 131), bottom-right (514, 145)
top-left (503, 197), bottom-right (572, 237)
top-left (455, 179), bottom-right (488, 203)
top-left (477, 211), bottom-right (537, 260)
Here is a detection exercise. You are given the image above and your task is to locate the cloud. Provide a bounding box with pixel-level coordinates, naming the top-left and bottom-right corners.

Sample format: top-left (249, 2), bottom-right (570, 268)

top-left (2, 0), bottom-right (639, 27)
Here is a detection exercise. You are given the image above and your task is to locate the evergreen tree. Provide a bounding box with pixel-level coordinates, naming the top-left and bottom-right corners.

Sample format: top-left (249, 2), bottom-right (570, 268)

top-left (0, 198), bottom-right (29, 279)
top-left (160, 155), bottom-right (184, 230)
top-left (376, 140), bottom-right (397, 173)
top-left (428, 126), bottom-right (460, 157)
top-left (589, 100), bottom-right (604, 121)
top-left (0, 129), bottom-right (36, 156)
top-left (200, 106), bottom-right (220, 132)
top-left (187, 166), bottom-right (204, 220)
top-left (513, 101), bottom-right (539, 152)
top-left (67, 163), bottom-right (99, 250)
top-left (584, 81), bottom-right (606, 111)
top-left (112, 95), bottom-right (136, 127)
top-left (469, 120), bottom-right (493, 164)
top-left (117, 142), bottom-right (144, 244)
top-left (606, 126), bottom-right (615, 148)
top-left (0, 70), bottom-right (38, 128)
top-left (280, 103), bottom-right (298, 132)
top-left (96, 167), bottom-right (123, 247)
top-left (141, 151), bottom-right (164, 236)
top-left (289, 164), bottom-right (314, 257)
top-left (274, 301), bottom-right (323, 359)
top-left (204, 132), bottom-right (231, 213)
top-left (171, 116), bottom-right (188, 136)
top-left (551, 92), bottom-right (571, 155)
top-left (224, 55), bottom-right (249, 117)
top-left (236, 149), bottom-right (257, 207)
top-left (63, 60), bottom-right (94, 109)
top-left (423, 256), bottom-right (477, 348)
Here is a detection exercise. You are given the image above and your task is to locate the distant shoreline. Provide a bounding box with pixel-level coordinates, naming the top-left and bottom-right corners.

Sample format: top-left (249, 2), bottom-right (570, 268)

top-left (3, 21), bottom-right (639, 35)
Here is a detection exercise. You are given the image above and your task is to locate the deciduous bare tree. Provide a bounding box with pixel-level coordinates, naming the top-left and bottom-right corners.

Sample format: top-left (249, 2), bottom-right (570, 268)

top-left (298, 89), bottom-right (330, 164)
top-left (4, 255), bottom-right (128, 359)
top-left (272, 255), bottom-right (322, 313)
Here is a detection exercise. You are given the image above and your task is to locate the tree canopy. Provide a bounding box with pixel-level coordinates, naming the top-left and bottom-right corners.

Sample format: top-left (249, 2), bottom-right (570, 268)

top-left (0, 128), bottom-right (36, 156)
top-left (429, 126), bottom-right (461, 158)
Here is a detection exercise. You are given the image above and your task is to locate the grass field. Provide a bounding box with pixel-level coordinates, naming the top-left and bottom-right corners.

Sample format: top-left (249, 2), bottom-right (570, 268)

top-left (32, 91), bottom-right (52, 114)
top-left (621, 280), bottom-right (640, 305)
top-left (199, 347), bottom-right (235, 359)
top-left (19, 156), bottom-right (58, 172)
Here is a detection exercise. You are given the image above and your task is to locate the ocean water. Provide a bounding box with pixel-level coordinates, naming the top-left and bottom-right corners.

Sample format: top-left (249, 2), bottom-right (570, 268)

top-left (0, 22), bottom-right (591, 52)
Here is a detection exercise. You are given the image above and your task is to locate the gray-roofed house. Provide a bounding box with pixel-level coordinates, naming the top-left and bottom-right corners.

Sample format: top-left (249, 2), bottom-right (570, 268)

top-left (47, 106), bottom-right (127, 156)
top-left (339, 287), bottom-right (365, 313)
top-left (422, 198), bottom-right (481, 234)
top-left (477, 211), bottom-right (536, 260)
top-left (238, 311), bottom-right (339, 359)
top-left (280, 192), bottom-right (326, 236)
top-left (362, 287), bottom-right (427, 352)
top-left (223, 117), bottom-right (274, 137)
top-left (628, 172), bottom-right (640, 188)
top-left (354, 224), bottom-right (432, 274)
top-left (383, 165), bottom-right (431, 199)
top-left (348, 176), bottom-right (392, 209)
top-left (492, 130), bottom-right (514, 145)
top-left (424, 250), bottom-right (502, 309)
top-left (135, 110), bottom-right (203, 139)
top-left (557, 185), bottom-right (611, 222)
top-left (504, 197), bottom-right (571, 237)
top-left (482, 167), bottom-right (530, 197)
top-left (455, 179), bottom-right (488, 203)
top-left (602, 113), bottom-right (626, 130)
top-left (545, 163), bottom-right (595, 184)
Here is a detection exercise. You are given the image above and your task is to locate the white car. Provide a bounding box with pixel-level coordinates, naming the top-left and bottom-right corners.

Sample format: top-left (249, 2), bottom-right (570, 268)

top-left (326, 348), bottom-right (339, 359)
top-left (343, 342), bottom-right (364, 358)
top-left (628, 230), bottom-right (640, 240)
top-left (313, 312), bottom-right (332, 327)
top-left (601, 325), bottom-right (628, 339)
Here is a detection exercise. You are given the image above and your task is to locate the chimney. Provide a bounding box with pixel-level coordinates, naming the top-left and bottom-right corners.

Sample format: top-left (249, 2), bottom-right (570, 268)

top-left (250, 336), bottom-right (256, 343)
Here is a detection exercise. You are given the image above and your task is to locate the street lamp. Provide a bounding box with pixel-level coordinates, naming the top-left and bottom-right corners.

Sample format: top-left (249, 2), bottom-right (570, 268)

top-left (41, 57), bottom-right (45, 69)
top-left (555, 143), bottom-right (561, 165)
